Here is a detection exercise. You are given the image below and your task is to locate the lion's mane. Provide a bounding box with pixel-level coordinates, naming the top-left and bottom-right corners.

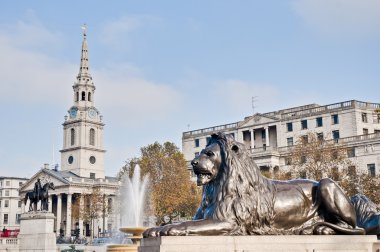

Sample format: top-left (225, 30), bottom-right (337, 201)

top-left (201, 133), bottom-right (276, 235)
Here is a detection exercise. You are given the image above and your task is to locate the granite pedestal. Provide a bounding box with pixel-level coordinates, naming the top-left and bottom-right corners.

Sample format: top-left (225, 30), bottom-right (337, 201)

top-left (18, 212), bottom-right (57, 252)
top-left (139, 235), bottom-right (379, 252)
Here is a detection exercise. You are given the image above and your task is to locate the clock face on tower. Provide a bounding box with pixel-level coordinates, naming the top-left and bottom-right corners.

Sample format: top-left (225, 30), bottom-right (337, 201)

top-left (69, 107), bottom-right (78, 119)
top-left (88, 108), bottom-right (97, 119)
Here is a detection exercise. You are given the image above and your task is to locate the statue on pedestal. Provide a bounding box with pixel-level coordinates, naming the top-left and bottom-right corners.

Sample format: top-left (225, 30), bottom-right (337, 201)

top-left (144, 132), bottom-right (380, 237)
top-left (24, 178), bottom-right (55, 212)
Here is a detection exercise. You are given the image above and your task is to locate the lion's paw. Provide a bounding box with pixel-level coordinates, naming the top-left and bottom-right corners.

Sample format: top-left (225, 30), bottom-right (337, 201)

top-left (143, 227), bottom-right (163, 238)
top-left (313, 225), bottom-right (336, 235)
top-left (159, 224), bottom-right (187, 236)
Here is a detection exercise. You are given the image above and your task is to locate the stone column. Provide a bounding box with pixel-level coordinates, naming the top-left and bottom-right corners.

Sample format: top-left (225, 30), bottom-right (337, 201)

top-left (48, 195), bottom-right (53, 213)
top-left (66, 193), bottom-right (72, 237)
top-left (265, 126), bottom-right (270, 147)
top-left (21, 198), bottom-right (25, 213)
top-left (56, 194), bottom-right (62, 236)
top-left (250, 129), bottom-right (255, 150)
top-left (78, 195), bottom-right (84, 237)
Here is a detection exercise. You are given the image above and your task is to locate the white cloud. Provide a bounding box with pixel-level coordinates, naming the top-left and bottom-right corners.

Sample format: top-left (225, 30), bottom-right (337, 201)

top-left (0, 17), bottom-right (182, 126)
top-left (0, 22), bottom-right (74, 105)
top-left (292, 0), bottom-right (380, 39)
top-left (95, 67), bottom-right (183, 128)
top-left (99, 15), bottom-right (162, 50)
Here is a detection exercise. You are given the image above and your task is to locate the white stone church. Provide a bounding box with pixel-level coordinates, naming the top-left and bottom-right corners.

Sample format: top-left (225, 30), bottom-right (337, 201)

top-left (19, 29), bottom-right (119, 238)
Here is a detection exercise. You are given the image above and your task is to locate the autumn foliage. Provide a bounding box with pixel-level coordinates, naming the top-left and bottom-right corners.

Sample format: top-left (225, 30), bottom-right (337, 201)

top-left (119, 142), bottom-right (201, 225)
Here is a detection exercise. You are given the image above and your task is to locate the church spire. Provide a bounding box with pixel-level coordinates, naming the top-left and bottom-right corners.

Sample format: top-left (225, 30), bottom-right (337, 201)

top-left (77, 24), bottom-right (93, 82)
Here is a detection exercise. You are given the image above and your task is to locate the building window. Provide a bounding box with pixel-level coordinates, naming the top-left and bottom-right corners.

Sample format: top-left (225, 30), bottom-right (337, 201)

top-left (285, 157), bottom-right (292, 165)
top-left (363, 128), bottom-right (368, 135)
top-left (5, 190), bottom-right (9, 197)
top-left (90, 173), bottom-right (95, 179)
top-left (76, 92), bottom-right (79, 102)
top-left (301, 135), bottom-right (308, 144)
top-left (375, 130), bottom-right (380, 135)
top-left (18, 200), bottom-right (22, 208)
top-left (3, 214), bottom-right (8, 224)
top-left (348, 166), bottom-right (356, 177)
top-left (347, 148), bottom-right (355, 158)
top-left (368, 164), bottom-right (376, 177)
top-left (89, 156), bottom-right (96, 164)
top-left (68, 156), bottom-right (74, 164)
top-left (362, 113), bottom-right (368, 123)
top-left (4, 200), bottom-right (9, 208)
top-left (316, 117), bottom-right (323, 127)
top-left (70, 128), bottom-right (75, 146)
top-left (206, 136), bottom-right (211, 144)
top-left (299, 171), bottom-right (307, 179)
top-left (89, 128), bottom-right (95, 146)
top-left (287, 137), bottom-right (293, 146)
top-left (81, 91), bottom-right (86, 101)
top-left (16, 214), bottom-right (21, 224)
top-left (19, 182), bottom-right (23, 187)
top-left (332, 130), bottom-right (340, 142)
top-left (331, 114), bottom-right (339, 124)
top-left (88, 92), bottom-right (92, 102)
top-left (261, 129), bottom-right (266, 139)
top-left (286, 122), bottom-right (293, 132)
top-left (0, 200), bottom-right (1, 208)
top-left (5, 181), bottom-right (10, 186)
top-left (301, 120), bottom-right (308, 130)
top-left (194, 139), bottom-right (200, 148)
top-left (228, 133), bottom-right (235, 139)
top-left (376, 114), bottom-right (380, 123)
top-left (317, 132), bottom-right (324, 142)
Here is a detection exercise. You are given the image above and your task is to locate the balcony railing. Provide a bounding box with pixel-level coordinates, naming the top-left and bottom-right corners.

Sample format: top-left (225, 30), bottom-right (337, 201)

top-left (183, 100), bottom-right (380, 139)
top-left (183, 122), bottom-right (238, 138)
top-left (245, 132), bottom-right (380, 155)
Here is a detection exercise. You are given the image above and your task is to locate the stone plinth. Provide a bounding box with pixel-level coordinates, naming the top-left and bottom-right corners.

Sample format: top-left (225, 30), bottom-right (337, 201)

top-left (18, 212), bottom-right (57, 252)
top-left (139, 235), bottom-right (379, 252)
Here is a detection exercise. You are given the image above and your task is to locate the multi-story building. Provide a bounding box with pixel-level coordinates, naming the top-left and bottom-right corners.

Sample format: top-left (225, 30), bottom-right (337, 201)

top-left (0, 177), bottom-right (28, 230)
top-left (182, 100), bottom-right (380, 177)
top-left (19, 28), bottom-right (119, 238)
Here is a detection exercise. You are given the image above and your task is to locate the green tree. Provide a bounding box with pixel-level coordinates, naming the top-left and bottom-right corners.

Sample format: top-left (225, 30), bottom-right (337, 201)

top-left (119, 142), bottom-right (201, 225)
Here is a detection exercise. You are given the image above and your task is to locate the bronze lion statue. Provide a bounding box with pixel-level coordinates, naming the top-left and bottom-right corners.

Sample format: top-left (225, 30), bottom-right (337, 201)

top-left (144, 132), bottom-right (380, 237)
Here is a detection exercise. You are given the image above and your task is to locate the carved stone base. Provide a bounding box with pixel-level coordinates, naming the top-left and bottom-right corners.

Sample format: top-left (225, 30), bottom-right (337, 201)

top-left (139, 235), bottom-right (379, 252)
top-left (18, 212), bottom-right (57, 252)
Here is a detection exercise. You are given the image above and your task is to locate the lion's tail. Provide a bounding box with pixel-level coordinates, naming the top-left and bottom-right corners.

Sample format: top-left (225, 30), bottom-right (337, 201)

top-left (311, 222), bottom-right (366, 235)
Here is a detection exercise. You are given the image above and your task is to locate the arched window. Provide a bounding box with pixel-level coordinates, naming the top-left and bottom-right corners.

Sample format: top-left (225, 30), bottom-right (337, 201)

top-left (81, 91), bottom-right (86, 101)
top-left (76, 92), bottom-right (79, 102)
top-left (88, 92), bottom-right (91, 102)
top-left (89, 128), bottom-right (95, 146)
top-left (70, 128), bottom-right (75, 146)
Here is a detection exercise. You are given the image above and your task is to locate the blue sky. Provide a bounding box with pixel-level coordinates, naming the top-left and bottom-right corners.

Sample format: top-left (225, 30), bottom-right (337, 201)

top-left (0, 0), bottom-right (379, 177)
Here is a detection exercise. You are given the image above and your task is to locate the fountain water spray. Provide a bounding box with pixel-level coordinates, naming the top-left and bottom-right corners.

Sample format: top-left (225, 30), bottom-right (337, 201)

top-left (108, 165), bottom-right (150, 252)
top-left (120, 164), bottom-right (149, 227)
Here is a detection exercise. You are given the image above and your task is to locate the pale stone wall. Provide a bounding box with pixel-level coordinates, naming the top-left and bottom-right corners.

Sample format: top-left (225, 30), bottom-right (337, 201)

top-left (182, 100), bottom-right (380, 176)
top-left (0, 177), bottom-right (28, 230)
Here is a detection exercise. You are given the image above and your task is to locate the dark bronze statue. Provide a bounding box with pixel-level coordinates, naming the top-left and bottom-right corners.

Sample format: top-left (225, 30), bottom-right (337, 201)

top-left (24, 180), bottom-right (55, 211)
top-left (144, 132), bottom-right (380, 237)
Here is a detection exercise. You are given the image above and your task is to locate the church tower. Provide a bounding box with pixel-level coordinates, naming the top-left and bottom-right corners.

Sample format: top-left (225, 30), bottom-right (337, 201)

top-left (60, 27), bottom-right (106, 179)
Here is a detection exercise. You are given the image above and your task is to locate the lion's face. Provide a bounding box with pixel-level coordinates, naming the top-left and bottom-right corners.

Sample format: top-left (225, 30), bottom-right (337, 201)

top-left (191, 142), bottom-right (222, 186)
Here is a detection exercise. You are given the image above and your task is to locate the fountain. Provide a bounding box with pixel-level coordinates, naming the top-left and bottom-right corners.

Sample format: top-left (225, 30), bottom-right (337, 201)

top-left (107, 165), bottom-right (149, 252)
